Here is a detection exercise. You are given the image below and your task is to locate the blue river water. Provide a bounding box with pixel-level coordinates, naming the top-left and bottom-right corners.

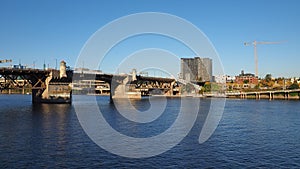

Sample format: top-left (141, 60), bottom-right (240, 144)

top-left (1, 94), bottom-right (300, 168)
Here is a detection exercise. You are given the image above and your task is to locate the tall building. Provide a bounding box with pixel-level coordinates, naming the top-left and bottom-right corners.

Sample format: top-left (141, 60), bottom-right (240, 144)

top-left (180, 57), bottom-right (212, 82)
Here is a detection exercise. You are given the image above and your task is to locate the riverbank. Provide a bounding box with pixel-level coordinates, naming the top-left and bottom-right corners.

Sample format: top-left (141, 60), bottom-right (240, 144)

top-left (2, 91), bottom-right (300, 100)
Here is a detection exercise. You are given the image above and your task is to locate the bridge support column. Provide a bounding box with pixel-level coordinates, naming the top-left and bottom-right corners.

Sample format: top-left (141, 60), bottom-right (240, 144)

top-left (109, 82), bottom-right (113, 103)
top-left (269, 92), bottom-right (273, 100)
top-left (110, 76), bottom-right (141, 100)
top-left (255, 92), bottom-right (260, 100)
top-left (240, 93), bottom-right (245, 99)
top-left (169, 81), bottom-right (175, 96)
top-left (32, 89), bottom-right (42, 103)
top-left (285, 92), bottom-right (289, 100)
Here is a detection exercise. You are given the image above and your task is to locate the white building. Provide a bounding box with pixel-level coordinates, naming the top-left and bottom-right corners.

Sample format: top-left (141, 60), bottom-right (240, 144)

top-left (214, 75), bottom-right (236, 83)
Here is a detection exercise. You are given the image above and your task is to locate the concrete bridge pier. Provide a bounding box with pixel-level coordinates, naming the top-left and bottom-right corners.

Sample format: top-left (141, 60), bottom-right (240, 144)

top-left (110, 75), bottom-right (141, 100)
top-left (165, 80), bottom-right (176, 96)
top-left (255, 92), bottom-right (260, 100)
top-left (285, 92), bottom-right (289, 100)
top-left (269, 92), bottom-right (274, 100)
top-left (240, 93), bottom-right (246, 99)
top-left (170, 81), bottom-right (175, 96)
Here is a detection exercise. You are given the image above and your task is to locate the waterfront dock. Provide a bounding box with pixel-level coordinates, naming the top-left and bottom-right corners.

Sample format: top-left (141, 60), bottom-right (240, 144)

top-left (226, 89), bottom-right (300, 100)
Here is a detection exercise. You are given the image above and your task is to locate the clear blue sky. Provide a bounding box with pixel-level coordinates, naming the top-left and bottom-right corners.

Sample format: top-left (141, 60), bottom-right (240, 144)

top-left (0, 0), bottom-right (299, 78)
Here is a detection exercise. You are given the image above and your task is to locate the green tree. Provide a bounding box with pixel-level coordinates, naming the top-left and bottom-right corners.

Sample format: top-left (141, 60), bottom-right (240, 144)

top-left (265, 74), bottom-right (272, 82)
top-left (243, 80), bottom-right (249, 84)
top-left (203, 82), bottom-right (211, 92)
top-left (211, 83), bottom-right (220, 91)
top-left (288, 82), bottom-right (299, 89)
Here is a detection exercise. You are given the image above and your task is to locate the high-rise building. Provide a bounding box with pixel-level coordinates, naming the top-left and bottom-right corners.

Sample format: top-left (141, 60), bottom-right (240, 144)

top-left (180, 57), bottom-right (212, 82)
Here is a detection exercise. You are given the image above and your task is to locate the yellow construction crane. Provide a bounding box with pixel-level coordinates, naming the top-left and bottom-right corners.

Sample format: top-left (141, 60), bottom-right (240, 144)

top-left (0, 59), bottom-right (12, 63)
top-left (244, 40), bottom-right (283, 77)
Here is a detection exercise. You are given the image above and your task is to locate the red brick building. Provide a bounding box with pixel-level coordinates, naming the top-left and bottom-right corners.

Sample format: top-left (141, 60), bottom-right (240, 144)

top-left (235, 70), bottom-right (258, 84)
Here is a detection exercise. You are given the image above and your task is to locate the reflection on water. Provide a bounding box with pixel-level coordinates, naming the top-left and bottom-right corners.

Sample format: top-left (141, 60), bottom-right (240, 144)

top-left (31, 104), bottom-right (72, 157)
top-left (1, 95), bottom-right (300, 168)
top-left (98, 96), bottom-right (210, 138)
top-left (0, 95), bottom-right (80, 168)
top-left (128, 97), bottom-right (151, 111)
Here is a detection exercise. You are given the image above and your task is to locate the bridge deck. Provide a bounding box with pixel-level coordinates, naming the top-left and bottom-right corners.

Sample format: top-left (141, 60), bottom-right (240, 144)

top-left (0, 67), bottom-right (50, 75)
top-left (226, 89), bottom-right (300, 96)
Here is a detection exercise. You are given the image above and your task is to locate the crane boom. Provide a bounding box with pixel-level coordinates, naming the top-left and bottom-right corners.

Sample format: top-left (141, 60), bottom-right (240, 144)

top-left (244, 40), bottom-right (284, 77)
top-left (256, 41), bottom-right (284, 45)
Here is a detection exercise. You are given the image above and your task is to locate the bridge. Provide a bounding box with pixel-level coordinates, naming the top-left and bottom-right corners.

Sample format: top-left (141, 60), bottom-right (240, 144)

top-left (226, 89), bottom-right (300, 100)
top-left (72, 71), bottom-right (178, 100)
top-left (0, 63), bottom-right (178, 103)
top-left (0, 66), bottom-right (72, 103)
